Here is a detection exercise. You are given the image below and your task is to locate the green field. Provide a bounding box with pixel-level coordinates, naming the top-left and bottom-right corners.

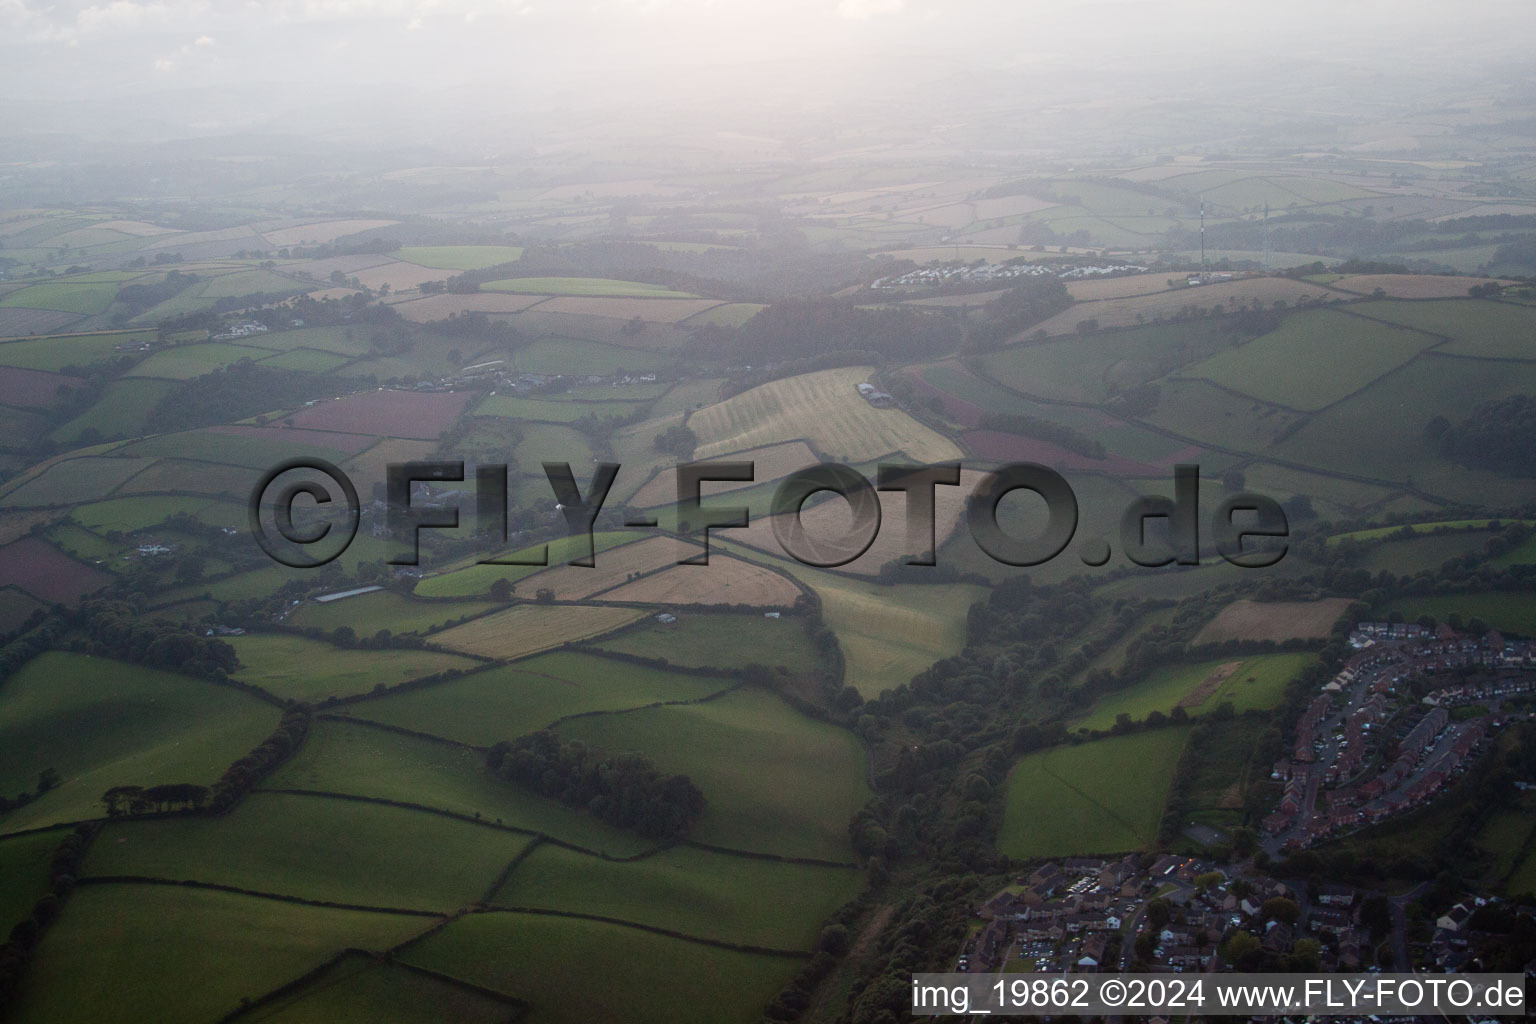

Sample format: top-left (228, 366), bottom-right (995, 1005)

top-left (257, 347), bottom-right (351, 372)
top-left (229, 634), bottom-right (479, 701)
top-left (401, 911), bottom-right (797, 1024)
top-left (1073, 654), bottom-right (1313, 731)
top-left (0, 280), bottom-right (118, 314)
top-left (1351, 299), bottom-right (1536, 360)
top-left (512, 422), bottom-right (595, 478)
top-left (595, 613), bottom-right (822, 674)
top-left (348, 651), bottom-right (726, 745)
top-left (50, 378), bottom-right (177, 443)
top-left (494, 842), bottom-right (858, 949)
top-left (556, 687), bottom-right (868, 861)
top-left (1382, 591), bottom-right (1536, 636)
top-left (0, 331), bottom-right (151, 371)
top-left (87, 792), bottom-right (532, 912)
top-left (1358, 531), bottom-right (1498, 574)
top-left (998, 727), bottom-right (1192, 860)
top-left (980, 320), bottom-right (1231, 404)
top-left (0, 652), bottom-right (278, 834)
top-left (125, 342), bottom-right (276, 380)
top-left (0, 830), bottom-right (60, 938)
top-left (288, 591), bottom-right (496, 633)
top-left (268, 718), bottom-right (654, 856)
top-left (483, 277), bottom-right (697, 298)
top-left (8, 885), bottom-right (428, 1024)
top-left (394, 245), bottom-right (524, 270)
top-left (235, 953), bottom-right (520, 1024)
top-left (513, 337), bottom-right (672, 375)
top-left (1328, 519), bottom-right (1529, 545)
top-left (682, 302), bottom-right (766, 328)
top-left (1181, 308), bottom-right (1435, 411)
top-left (412, 532), bottom-right (637, 598)
top-left (0, 454), bottom-right (155, 507)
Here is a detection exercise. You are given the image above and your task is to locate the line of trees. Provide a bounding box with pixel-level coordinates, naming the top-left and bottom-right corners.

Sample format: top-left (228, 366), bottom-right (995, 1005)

top-left (976, 411), bottom-right (1106, 459)
top-left (208, 708), bottom-right (311, 812)
top-left (485, 731), bottom-right (704, 840)
top-left (0, 823), bottom-right (98, 1014)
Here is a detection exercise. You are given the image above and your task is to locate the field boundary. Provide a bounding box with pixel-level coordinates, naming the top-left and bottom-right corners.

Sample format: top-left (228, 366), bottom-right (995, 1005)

top-left (473, 904), bottom-right (811, 958)
top-left (74, 874), bottom-right (446, 917)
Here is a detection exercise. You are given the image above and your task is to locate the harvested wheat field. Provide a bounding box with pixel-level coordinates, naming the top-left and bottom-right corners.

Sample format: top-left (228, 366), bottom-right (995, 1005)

top-left (731, 467), bottom-right (984, 575)
top-left (1028, 278), bottom-right (1339, 337)
top-left (430, 604), bottom-right (644, 659)
top-left (1066, 274), bottom-right (1178, 301)
top-left (689, 367), bottom-right (961, 464)
top-left (388, 292), bottom-right (549, 322)
top-left (534, 297), bottom-right (725, 323)
top-left (1329, 274), bottom-right (1515, 299)
top-left (597, 556), bottom-right (802, 607)
top-left (628, 441), bottom-right (819, 509)
top-left (517, 536), bottom-right (692, 601)
top-left (1192, 598), bottom-right (1354, 645)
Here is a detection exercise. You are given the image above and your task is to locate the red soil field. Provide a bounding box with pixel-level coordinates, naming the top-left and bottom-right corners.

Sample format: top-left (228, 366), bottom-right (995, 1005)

top-left (285, 390), bottom-right (472, 440)
top-left (0, 536), bottom-right (112, 603)
top-left (0, 367), bottom-right (85, 409)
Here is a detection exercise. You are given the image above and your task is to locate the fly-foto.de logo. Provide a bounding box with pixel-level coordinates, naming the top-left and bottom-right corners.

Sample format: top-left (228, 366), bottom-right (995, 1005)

top-left (248, 459), bottom-right (1290, 571)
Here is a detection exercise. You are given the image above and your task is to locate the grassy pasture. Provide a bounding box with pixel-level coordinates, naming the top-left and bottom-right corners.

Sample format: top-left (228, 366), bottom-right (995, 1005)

top-left (728, 543), bottom-right (979, 696)
top-left (429, 604), bottom-right (645, 660)
top-left (257, 347), bottom-right (351, 372)
top-left (235, 953), bottom-right (519, 1024)
top-left (269, 719), bottom-right (653, 856)
top-left (402, 911), bottom-right (796, 1024)
top-left (1382, 592), bottom-right (1536, 637)
top-left (412, 532), bottom-right (638, 598)
top-left (494, 843), bottom-right (859, 949)
top-left (1357, 531), bottom-right (1498, 574)
top-left (0, 830), bottom-right (59, 938)
top-left (483, 276), bottom-right (696, 298)
top-left (1181, 308), bottom-right (1435, 410)
top-left (1278, 354), bottom-right (1536, 490)
top-left (393, 245), bottom-right (524, 270)
top-left (88, 792), bottom-right (532, 912)
top-left (50, 378), bottom-right (176, 443)
top-left (229, 634), bottom-right (478, 702)
top-left (1328, 519), bottom-right (1529, 545)
top-left (998, 727), bottom-right (1192, 860)
top-left (688, 366), bottom-right (960, 464)
top-left (512, 423), bottom-right (595, 481)
top-left (682, 302), bottom-right (766, 327)
top-left (595, 612), bottom-right (821, 674)
top-left (0, 652), bottom-right (276, 835)
top-left (0, 331), bottom-right (151, 371)
top-left (349, 650), bottom-right (725, 744)
top-left (289, 591), bottom-right (497, 634)
top-left (0, 455), bottom-right (155, 507)
top-left (557, 687), bottom-right (868, 860)
top-left (8, 885), bottom-right (427, 1024)
top-left (979, 320), bottom-right (1232, 404)
top-left (1073, 654), bottom-right (1312, 731)
top-left (0, 280), bottom-right (118, 314)
top-left (1183, 715), bottom-right (1272, 830)
top-left (116, 457), bottom-right (255, 498)
top-left (513, 337), bottom-right (672, 375)
top-left (1350, 299), bottom-right (1536, 359)
top-left (72, 494), bottom-right (224, 533)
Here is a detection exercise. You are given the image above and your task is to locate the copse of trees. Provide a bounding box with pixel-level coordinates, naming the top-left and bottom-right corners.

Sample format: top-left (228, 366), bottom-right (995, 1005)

top-left (722, 299), bottom-right (961, 364)
top-left (975, 411), bottom-right (1106, 460)
top-left (1431, 394), bottom-right (1536, 477)
top-left (144, 363), bottom-right (355, 436)
top-left (72, 601), bottom-right (238, 680)
top-left (966, 275), bottom-right (1073, 349)
top-left (485, 731), bottom-right (704, 840)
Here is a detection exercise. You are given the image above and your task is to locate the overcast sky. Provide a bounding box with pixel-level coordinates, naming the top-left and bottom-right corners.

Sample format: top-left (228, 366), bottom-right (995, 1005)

top-left (3, 1), bottom-right (1534, 141)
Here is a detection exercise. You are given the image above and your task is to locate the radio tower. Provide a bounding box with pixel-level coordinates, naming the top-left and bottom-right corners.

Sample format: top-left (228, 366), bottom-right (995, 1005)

top-left (1263, 202), bottom-right (1271, 272)
top-left (1199, 195), bottom-right (1206, 283)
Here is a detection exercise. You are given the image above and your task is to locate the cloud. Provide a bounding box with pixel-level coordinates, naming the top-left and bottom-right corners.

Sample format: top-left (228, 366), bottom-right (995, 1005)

top-left (835, 0), bottom-right (902, 19)
top-left (194, 33), bottom-right (214, 45)
top-left (152, 55), bottom-right (174, 71)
